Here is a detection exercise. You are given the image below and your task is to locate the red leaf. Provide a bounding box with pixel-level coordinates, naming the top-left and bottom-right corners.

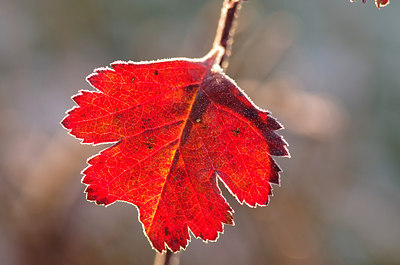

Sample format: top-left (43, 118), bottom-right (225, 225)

top-left (61, 49), bottom-right (289, 252)
top-left (350, 0), bottom-right (390, 9)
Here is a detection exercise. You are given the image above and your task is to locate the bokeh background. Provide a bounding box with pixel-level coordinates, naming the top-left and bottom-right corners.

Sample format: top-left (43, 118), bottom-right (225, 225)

top-left (1, 0), bottom-right (399, 264)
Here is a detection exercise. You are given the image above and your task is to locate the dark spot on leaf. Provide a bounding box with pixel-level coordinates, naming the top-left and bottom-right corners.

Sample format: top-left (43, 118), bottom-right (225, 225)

top-left (184, 85), bottom-right (197, 93)
top-left (154, 70), bottom-right (159, 75)
top-left (146, 143), bottom-right (153, 150)
top-left (232, 128), bottom-right (240, 135)
top-left (116, 114), bottom-right (122, 119)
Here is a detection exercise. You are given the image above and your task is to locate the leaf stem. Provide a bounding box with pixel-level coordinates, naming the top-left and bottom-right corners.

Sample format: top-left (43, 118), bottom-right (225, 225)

top-left (212, 0), bottom-right (245, 68)
top-left (153, 250), bottom-right (180, 265)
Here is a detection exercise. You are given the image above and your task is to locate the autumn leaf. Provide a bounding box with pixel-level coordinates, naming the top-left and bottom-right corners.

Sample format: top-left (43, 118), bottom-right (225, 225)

top-left (350, 0), bottom-right (390, 9)
top-left (61, 48), bottom-right (289, 252)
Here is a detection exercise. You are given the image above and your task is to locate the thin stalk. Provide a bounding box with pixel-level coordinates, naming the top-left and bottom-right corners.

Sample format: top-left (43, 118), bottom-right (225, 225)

top-left (154, 250), bottom-right (180, 265)
top-left (212, 0), bottom-right (245, 68)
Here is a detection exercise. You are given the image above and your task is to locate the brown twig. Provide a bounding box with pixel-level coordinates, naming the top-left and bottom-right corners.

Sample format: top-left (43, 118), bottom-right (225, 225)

top-left (212, 0), bottom-right (245, 68)
top-left (153, 250), bottom-right (180, 265)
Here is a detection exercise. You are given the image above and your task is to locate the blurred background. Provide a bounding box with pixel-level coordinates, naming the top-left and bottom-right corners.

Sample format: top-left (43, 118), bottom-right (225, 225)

top-left (1, 0), bottom-right (399, 264)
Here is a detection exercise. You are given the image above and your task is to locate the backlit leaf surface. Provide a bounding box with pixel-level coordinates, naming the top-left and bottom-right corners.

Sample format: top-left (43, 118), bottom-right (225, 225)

top-left (61, 50), bottom-right (289, 252)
